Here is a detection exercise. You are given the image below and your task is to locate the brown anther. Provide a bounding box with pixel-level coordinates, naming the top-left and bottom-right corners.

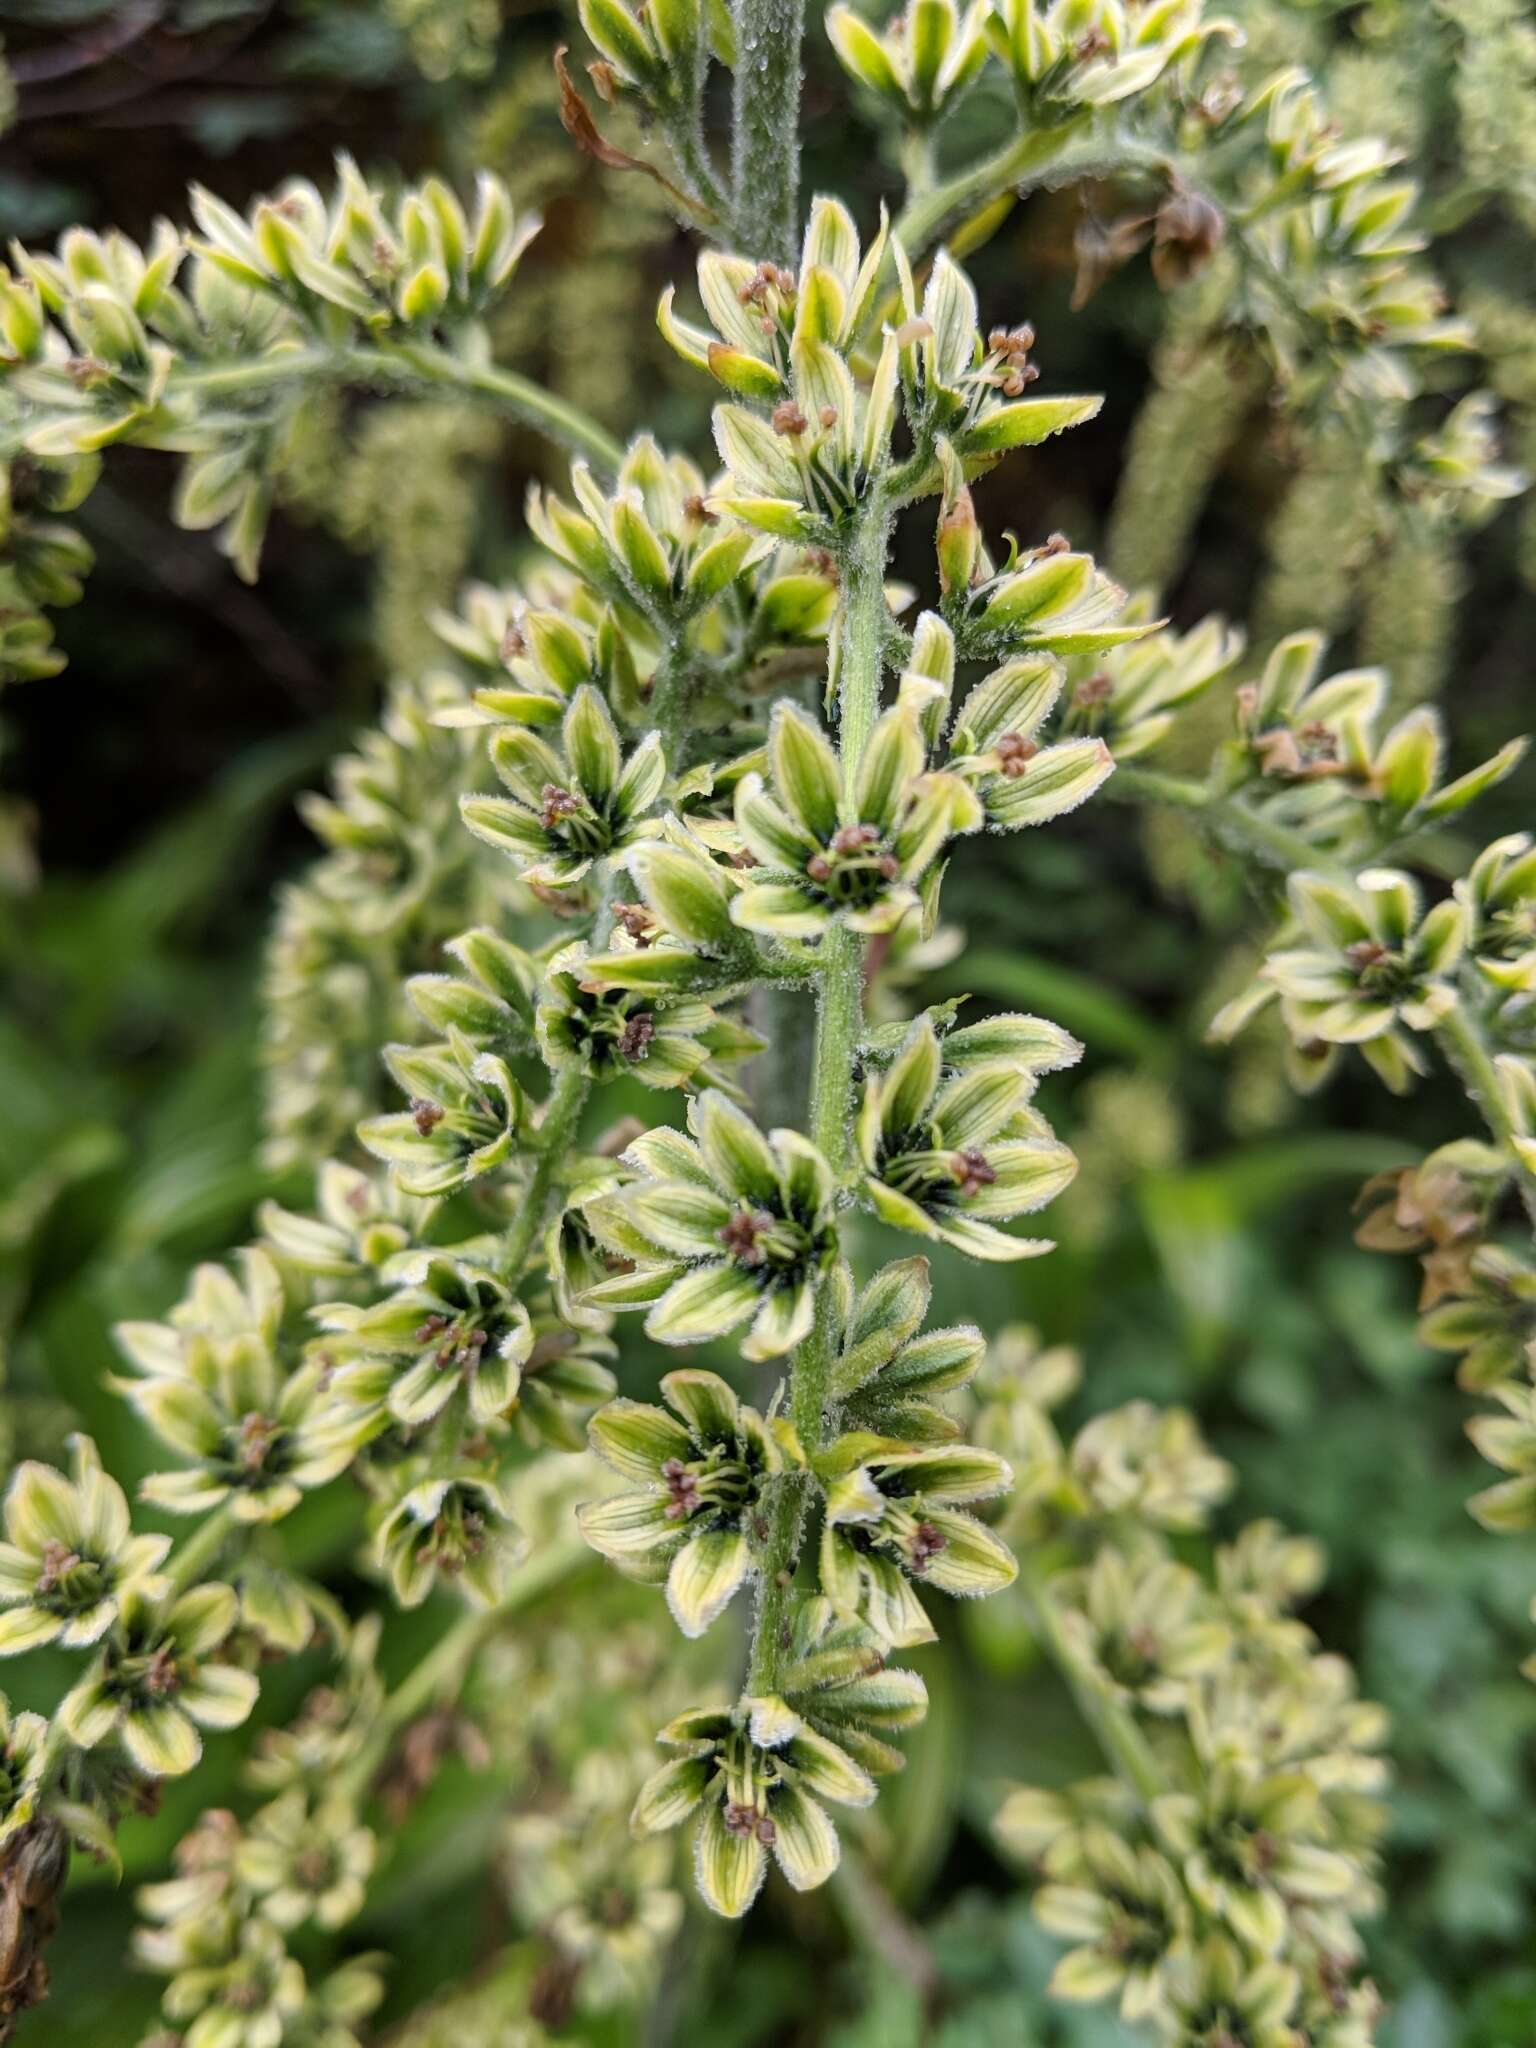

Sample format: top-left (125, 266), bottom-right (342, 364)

top-left (540, 783), bottom-right (582, 830)
top-left (1074, 671), bottom-right (1113, 709)
top-left (682, 493), bottom-right (718, 526)
top-left (371, 237), bottom-right (398, 271)
top-left (613, 901), bottom-right (658, 946)
top-left (722, 1801), bottom-right (761, 1837)
top-left (294, 1847), bottom-right (333, 1890)
top-left (755, 1816), bottom-right (777, 1845)
top-left (952, 1148), bottom-right (996, 1197)
top-left (877, 853), bottom-right (900, 880)
top-left (771, 400), bottom-right (809, 437)
top-left (499, 622), bottom-right (527, 661)
top-left (829, 823), bottom-right (880, 855)
top-left (1074, 26), bottom-right (1111, 57)
top-left (995, 731), bottom-right (1039, 777)
top-left (661, 1457), bottom-right (702, 1520)
top-left (588, 57), bottom-right (620, 103)
top-left (719, 1209), bottom-right (773, 1266)
top-left (1032, 532), bottom-right (1071, 559)
top-left (1345, 940), bottom-right (1390, 971)
top-left (414, 1314), bottom-right (451, 1343)
top-left (909, 1521), bottom-right (948, 1573)
top-left (818, 405), bottom-right (838, 429)
top-left (410, 1098), bottom-right (444, 1137)
top-left (144, 1645), bottom-right (181, 1697)
top-left (35, 1542), bottom-right (81, 1597)
top-left (237, 1412), bottom-right (277, 1473)
top-left (806, 854), bottom-right (832, 883)
top-left (616, 1012), bottom-right (655, 1060)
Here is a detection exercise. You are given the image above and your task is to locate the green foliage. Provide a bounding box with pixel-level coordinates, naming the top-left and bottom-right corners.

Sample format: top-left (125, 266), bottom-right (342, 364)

top-left (0, 0), bottom-right (1531, 2040)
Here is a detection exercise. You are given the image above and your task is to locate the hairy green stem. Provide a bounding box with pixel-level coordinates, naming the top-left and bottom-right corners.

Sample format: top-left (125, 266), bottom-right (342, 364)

top-left (501, 1065), bottom-right (591, 1281)
top-left (1110, 765), bottom-right (1344, 878)
top-left (1435, 1005), bottom-right (1536, 1229)
top-left (161, 1500), bottom-right (239, 1597)
top-left (730, 0), bottom-right (807, 262)
top-left (1017, 1553), bottom-right (1164, 1808)
top-left (339, 1539), bottom-right (591, 1804)
top-left (745, 501), bottom-right (890, 1697)
top-left (662, 106), bottom-right (731, 224)
top-left (172, 339), bottom-right (624, 474)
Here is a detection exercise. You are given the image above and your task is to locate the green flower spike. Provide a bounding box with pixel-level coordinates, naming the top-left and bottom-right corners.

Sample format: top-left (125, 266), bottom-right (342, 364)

top-left (315, 1251), bottom-right (534, 1430)
top-left (0, 1696), bottom-right (49, 1849)
top-left (459, 684), bottom-right (666, 886)
top-left (579, 1369), bottom-right (784, 1637)
top-left (1211, 867), bottom-right (1468, 1094)
top-left (661, 200), bottom-right (899, 534)
top-left (818, 1434), bottom-right (1017, 1645)
top-left (237, 1790), bottom-right (376, 1931)
top-left (59, 1580), bottom-right (259, 1777)
top-left (731, 701), bottom-right (981, 940)
top-left (631, 1694), bottom-right (877, 1916)
top-left (580, 1091), bottom-right (839, 1361)
top-left (0, 1435), bottom-right (170, 1656)
top-left (855, 1009), bottom-right (1079, 1258)
top-left (374, 1467), bottom-right (528, 1609)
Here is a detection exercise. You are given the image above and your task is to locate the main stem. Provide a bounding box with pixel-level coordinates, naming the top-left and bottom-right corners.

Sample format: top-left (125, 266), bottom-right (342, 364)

top-left (1016, 1555), bottom-right (1164, 1807)
top-left (730, 0), bottom-right (806, 263)
top-left (746, 502), bottom-right (889, 1696)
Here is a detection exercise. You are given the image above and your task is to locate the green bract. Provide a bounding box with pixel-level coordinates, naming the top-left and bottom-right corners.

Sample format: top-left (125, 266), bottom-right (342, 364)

top-left (1211, 867), bottom-right (1468, 1093)
top-left (730, 700), bottom-right (980, 939)
top-left (631, 1693), bottom-right (878, 1915)
top-left (460, 686), bottom-right (668, 886)
top-left (856, 1008), bottom-right (1080, 1258)
top-left (580, 1369), bottom-right (784, 1636)
top-left (580, 1092), bottom-right (839, 1360)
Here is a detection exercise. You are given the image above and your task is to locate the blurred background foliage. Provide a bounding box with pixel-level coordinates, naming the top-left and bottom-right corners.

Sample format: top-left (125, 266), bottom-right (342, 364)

top-left (0, 0), bottom-right (1533, 2040)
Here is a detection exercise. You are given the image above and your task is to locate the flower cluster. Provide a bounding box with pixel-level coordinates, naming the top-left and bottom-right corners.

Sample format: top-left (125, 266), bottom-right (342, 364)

top-left (9, 0), bottom-right (1530, 2026)
top-left (981, 1338), bottom-right (1387, 2041)
top-left (0, 161), bottom-right (534, 588)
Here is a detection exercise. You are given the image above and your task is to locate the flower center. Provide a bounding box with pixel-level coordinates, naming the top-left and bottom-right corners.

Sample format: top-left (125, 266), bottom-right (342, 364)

top-left (804, 823), bottom-right (900, 909)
